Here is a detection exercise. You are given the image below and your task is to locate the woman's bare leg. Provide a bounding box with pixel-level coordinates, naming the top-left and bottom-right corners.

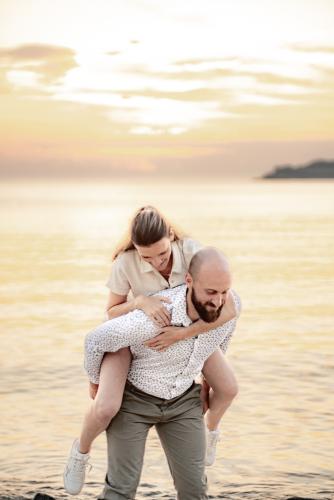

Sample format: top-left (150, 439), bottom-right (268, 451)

top-left (202, 349), bottom-right (238, 431)
top-left (79, 348), bottom-right (131, 454)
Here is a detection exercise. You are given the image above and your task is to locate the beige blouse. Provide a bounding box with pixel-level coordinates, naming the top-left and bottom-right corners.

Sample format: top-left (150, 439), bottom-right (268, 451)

top-left (106, 238), bottom-right (203, 297)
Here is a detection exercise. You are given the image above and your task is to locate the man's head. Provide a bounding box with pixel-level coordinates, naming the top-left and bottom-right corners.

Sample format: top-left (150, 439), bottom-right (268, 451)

top-left (186, 248), bottom-right (232, 323)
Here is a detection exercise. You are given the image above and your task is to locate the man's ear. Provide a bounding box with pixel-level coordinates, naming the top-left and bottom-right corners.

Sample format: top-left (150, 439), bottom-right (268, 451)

top-left (169, 228), bottom-right (175, 241)
top-left (185, 272), bottom-right (192, 286)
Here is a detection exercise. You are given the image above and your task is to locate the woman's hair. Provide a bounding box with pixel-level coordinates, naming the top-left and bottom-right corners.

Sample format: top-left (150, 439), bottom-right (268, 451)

top-left (113, 206), bottom-right (182, 260)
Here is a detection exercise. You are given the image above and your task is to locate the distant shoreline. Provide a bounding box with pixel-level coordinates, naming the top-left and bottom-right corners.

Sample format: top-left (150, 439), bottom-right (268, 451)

top-left (262, 160), bottom-right (334, 179)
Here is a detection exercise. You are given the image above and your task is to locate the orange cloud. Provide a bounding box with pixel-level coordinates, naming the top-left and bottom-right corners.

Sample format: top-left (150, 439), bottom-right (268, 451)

top-left (0, 43), bottom-right (77, 86)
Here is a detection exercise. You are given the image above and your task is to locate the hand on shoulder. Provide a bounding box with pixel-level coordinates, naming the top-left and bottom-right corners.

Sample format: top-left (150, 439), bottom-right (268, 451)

top-left (220, 290), bottom-right (239, 323)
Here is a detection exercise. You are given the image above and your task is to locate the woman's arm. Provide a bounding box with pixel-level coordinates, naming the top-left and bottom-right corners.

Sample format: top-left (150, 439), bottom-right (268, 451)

top-left (145, 291), bottom-right (238, 350)
top-left (175, 293), bottom-right (237, 338)
top-left (106, 290), bottom-right (171, 326)
top-left (105, 291), bottom-right (136, 320)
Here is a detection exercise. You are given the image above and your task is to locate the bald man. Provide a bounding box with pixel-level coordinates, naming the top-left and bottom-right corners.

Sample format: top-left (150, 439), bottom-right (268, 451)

top-left (83, 248), bottom-right (241, 500)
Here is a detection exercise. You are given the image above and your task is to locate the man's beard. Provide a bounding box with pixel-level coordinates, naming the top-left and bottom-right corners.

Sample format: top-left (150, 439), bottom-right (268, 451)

top-left (191, 288), bottom-right (224, 323)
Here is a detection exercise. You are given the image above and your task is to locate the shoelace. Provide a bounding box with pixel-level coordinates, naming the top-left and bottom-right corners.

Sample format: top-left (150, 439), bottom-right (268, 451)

top-left (70, 456), bottom-right (92, 475)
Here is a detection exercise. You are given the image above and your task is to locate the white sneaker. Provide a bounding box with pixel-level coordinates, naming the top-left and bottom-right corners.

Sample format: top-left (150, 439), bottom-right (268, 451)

top-left (63, 439), bottom-right (92, 495)
top-left (205, 429), bottom-right (220, 467)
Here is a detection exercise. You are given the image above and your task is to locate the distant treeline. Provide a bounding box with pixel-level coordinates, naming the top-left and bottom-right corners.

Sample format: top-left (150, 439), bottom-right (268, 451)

top-left (262, 160), bottom-right (334, 178)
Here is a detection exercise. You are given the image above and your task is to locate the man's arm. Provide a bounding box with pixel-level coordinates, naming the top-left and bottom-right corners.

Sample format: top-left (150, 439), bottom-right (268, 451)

top-left (84, 309), bottom-right (158, 384)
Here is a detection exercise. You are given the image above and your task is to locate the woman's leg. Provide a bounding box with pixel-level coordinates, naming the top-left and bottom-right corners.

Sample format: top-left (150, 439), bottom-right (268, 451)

top-left (79, 348), bottom-right (131, 453)
top-left (202, 349), bottom-right (238, 431)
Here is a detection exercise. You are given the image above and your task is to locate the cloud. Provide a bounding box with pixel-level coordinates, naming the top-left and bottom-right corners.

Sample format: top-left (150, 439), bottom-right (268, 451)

top-left (0, 69), bottom-right (12, 94)
top-left (105, 64), bottom-right (316, 115)
top-left (1, 42), bottom-right (332, 140)
top-left (173, 56), bottom-right (239, 66)
top-left (0, 43), bottom-right (77, 86)
top-left (123, 64), bottom-right (243, 81)
top-left (106, 51), bottom-right (122, 56)
top-left (249, 72), bottom-right (313, 88)
top-left (289, 44), bottom-right (334, 54)
top-left (122, 61), bottom-right (315, 91)
top-left (0, 44), bottom-right (73, 60)
top-left (55, 59), bottom-right (321, 133)
top-left (85, 87), bottom-right (233, 102)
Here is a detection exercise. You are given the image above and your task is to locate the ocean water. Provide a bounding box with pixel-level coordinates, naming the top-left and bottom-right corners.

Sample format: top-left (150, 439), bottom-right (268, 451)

top-left (0, 178), bottom-right (333, 500)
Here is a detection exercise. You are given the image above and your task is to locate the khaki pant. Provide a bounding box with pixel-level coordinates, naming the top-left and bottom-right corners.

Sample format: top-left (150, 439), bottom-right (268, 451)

top-left (99, 382), bottom-right (208, 500)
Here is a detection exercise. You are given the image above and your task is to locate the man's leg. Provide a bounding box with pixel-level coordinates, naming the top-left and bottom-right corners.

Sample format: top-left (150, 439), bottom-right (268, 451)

top-left (156, 384), bottom-right (208, 500)
top-left (98, 386), bottom-right (154, 500)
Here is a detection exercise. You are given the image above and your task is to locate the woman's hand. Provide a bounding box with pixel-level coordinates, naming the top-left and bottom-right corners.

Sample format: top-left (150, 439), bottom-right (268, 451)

top-left (135, 295), bottom-right (171, 327)
top-left (89, 382), bottom-right (99, 400)
top-left (144, 325), bottom-right (185, 351)
top-left (220, 290), bottom-right (237, 323)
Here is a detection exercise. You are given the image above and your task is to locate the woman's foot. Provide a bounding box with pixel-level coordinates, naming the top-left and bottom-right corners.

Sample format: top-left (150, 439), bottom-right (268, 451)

top-left (63, 439), bottom-right (91, 495)
top-left (205, 429), bottom-right (220, 466)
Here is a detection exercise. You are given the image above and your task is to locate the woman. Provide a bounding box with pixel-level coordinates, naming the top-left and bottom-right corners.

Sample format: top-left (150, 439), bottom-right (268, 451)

top-left (64, 206), bottom-right (238, 495)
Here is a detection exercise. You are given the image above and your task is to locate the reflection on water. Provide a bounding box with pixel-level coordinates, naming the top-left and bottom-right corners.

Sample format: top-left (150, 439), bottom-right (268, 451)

top-left (0, 179), bottom-right (333, 499)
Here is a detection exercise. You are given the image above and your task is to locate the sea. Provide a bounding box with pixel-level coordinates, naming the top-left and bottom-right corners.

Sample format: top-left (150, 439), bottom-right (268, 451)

top-left (0, 178), bottom-right (333, 500)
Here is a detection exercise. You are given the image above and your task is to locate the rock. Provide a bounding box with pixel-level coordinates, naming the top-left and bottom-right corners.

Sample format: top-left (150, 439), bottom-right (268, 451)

top-left (33, 494), bottom-right (56, 500)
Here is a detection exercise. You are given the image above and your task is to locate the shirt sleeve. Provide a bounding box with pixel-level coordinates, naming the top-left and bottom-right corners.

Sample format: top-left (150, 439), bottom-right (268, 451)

top-left (105, 254), bottom-right (131, 296)
top-left (84, 310), bottom-right (158, 384)
top-left (219, 320), bottom-right (236, 353)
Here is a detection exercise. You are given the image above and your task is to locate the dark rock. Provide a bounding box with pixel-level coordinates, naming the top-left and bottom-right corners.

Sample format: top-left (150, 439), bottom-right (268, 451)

top-left (262, 159), bottom-right (334, 178)
top-left (33, 495), bottom-right (56, 500)
top-left (285, 497), bottom-right (318, 500)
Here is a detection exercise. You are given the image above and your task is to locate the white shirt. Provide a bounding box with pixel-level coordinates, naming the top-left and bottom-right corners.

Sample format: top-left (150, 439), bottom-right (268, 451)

top-left (85, 284), bottom-right (241, 400)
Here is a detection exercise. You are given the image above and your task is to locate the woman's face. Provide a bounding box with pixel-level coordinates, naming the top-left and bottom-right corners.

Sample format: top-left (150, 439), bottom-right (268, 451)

top-left (135, 236), bottom-right (172, 272)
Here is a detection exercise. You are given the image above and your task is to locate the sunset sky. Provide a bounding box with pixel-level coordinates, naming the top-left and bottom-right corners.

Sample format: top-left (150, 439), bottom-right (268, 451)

top-left (1, 0), bottom-right (334, 178)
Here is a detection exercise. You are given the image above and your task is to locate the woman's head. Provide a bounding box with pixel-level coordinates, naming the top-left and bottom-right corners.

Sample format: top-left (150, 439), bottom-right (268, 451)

top-left (131, 206), bottom-right (171, 247)
top-left (131, 207), bottom-right (174, 271)
top-left (113, 206), bottom-right (181, 271)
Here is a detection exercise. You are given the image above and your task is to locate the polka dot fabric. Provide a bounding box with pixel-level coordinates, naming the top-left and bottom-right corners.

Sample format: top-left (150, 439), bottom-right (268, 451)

top-left (85, 285), bottom-right (241, 399)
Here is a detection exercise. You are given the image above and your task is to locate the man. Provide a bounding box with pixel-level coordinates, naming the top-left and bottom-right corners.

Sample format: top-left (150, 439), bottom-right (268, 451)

top-left (78, 248), bottom-right (240, 499)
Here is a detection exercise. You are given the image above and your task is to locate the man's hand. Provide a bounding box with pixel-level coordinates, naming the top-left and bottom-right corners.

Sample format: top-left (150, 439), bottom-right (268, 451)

top-left (144, 326), bottom-right (184, 351)
top-left (89, 382), bottom-right (99, 400)
top-left (200, 378), bottom-right (210, 414)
